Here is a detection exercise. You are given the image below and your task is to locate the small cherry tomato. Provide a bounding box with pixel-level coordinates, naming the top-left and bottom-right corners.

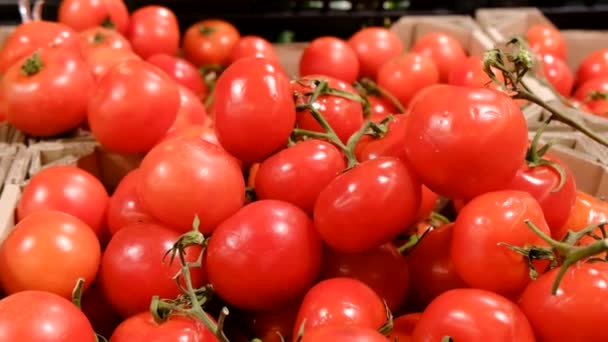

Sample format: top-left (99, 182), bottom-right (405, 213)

top-left (299, 36), bottom-right (360, 83)
top-left (411, 32), bottom-right (467, 82)
top-left (229, 35), bottom-right (279, 64)
top-left (127, 6), bottom-right (180, 59)
top-left (526, 24), bottom-right (567, 61)
top-left (348, 27), bottom-right (404, 79)
top-left (182, 19), bottom-right (240, 66)
top-left (58, 0), bottom-right (129, 34)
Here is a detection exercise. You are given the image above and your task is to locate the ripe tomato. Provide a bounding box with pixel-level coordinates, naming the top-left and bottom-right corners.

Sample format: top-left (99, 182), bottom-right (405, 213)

top-left (526, 24), bottom-right (567, 61)
top-left (314, 157), bottom-right (421, 253)
top-left (0, 291), bottom-right (96, 341)
top-left (561, 191), bottom-right (608, 248)
top-left (255, 139), bottom-right (345, 215)
top-left (146, 54), bottom-right (208, 98)
top-left (416, 185), bottom-right (439, 220)
top-left (17, 165), bottom-right (109, 237)
top-left (377, 53), bottom-right (439, 108)
top-left (1, 46), bottom-right (95, 136)
top-left (574, 75), bottom-right (608, 115)
top-left (248, 301), bottom-right (300, 342)
top-left (405, 223), bottom-right (467, 311)
top-left (388, 313), bottom-right (421, 342)
top-left (79, 26), bottom-right (132, 57)
top-left (355, 115), bottom-right (408, 163)
top-left (367, 95), bottom-right (399, 122)
top-left (347, 27), bottom-right (403, 79)
top-left (0, 21), bottom-right (79, 74)
top-left (138, 136), bottom-right (244, 234)
top-left (412, 289), bottom-right (535, 341)
top-left (540, 54), bottom-right (574, 97)
top-left (404, 85), bottom-right (528, 200)
top-left (85, 46), bottom-right (141, 80)
top-left (448, 55), bottom-right (501, 88)
top-left (299, 36), bottom-right (360, 83)
top-left (59, 0), bottom-right (129, 34)
top-left (321, 243), bottom-right (409, 312)
top-left (106, 168), bottom-right (157, 235)
top-left (182, 19), bottom-right (240, 66)
top-left (294, 278), bottom-right (387, 338)
top-left (301, 325), bottom-right (390, 342)
top-left (0, 210), bottom-right (100, 298)
top-left (100, 222), bottom-right (206, 318)
top-left (229, 35), bottom-right (279, 64)
top-left (127, 6), bottom-right (180, 59)
top-left (295, 75), bottom-right (364, 144)
top-left (166, 85), bottom-right (209, 135)
top-left (206, 200), bottom-right (322, 311)
top-left (520, 262), bottom-right (608, 342)
top-left (411, 32), bottom-right (467, 82)
top-left (88, 59), bottom-right (180, 153)
top-left (214, 57), bottom-right (296, 162)
top-left (576, 48), bottom-right (608, 86)
top-left (110, 311), bottom-right (219, 342)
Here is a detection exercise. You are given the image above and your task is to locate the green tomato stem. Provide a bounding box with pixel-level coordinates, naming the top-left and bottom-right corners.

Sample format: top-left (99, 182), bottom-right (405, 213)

top-left (71, 278), bottom-right (85, 310)
top-left (21, 51), bottom-right (43, 76)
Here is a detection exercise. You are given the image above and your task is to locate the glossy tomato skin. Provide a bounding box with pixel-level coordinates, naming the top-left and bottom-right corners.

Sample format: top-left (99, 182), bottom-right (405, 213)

top-left (0, 210), bottom-right (101, 299)
top-left (411, 32), bottom-right (467, 82)
top-left (368, 95), bottom-right (399, 122)
top-left (107, 168), bottom-right (157, 235)
top-left (541, 54), bottom-right (574, 97)
top-left (295, 75), bottom-right (364, 144)
top-left (0, 21), bottom-right (79, 74)
top-left (182, 19), bottom-right (240, 66)
top-left (59, 0), bottom-right (129, 34)
top-left (574, 75), bottom-right (608, 116)
top-left (17, 165), bottom-right (109, 237)
top-left (138, 136), bottom-right (245, 234)
top-left (110, 312), bottom-right (219, 342)
top-left (79, 26), bottom-right (132, 57)
top-left (214, 57), bottom-right (296, 162)
top-left (526, 24), bottom-right (567, 61)
top-left (451, 190), bottom-right (551, 297)
top-left (255, 139), bottom-right (346, 215)
top-left (314, 157), bottom-right (421, 253)
top-left (2, 47), bottom-right (95, 136)
top-left (206, 200), bottom-right (322, 311)
top-left (377, 53), bottom-right (439, 108)
top-left (412, 289), bottom-right (535, 342)
top-left (166, 85), bottom-right (209, 135)
top-left (416, 185), bottom-right (439, 220)
top-left (404, 85), bottom-right (528, 200)
top-left (229, 35), bottom-right (278, 64)
top-left (564, 191), bottom-right (608, 235)
top-left (100, 222), bottom-right (206, 318)
top-left (355, 115), bottom-right (409, 163)
top-left (299, 36), bottom-right (360, 83)
top-left (85, 46), bottom-right (141, 81)
top-left (502, 155), bottom-right (576, 239)
top-left (520, 262), bottom-right (608, 342)
top-left (88, 59), bottom-right (180, 153)
top-left (301, 325), bottom-right (390, 342)
top-left (127, 6), bottom-right (180, 59)
top-left (448, 55), bottom-right (501, 88)
top-left (293, 278), bottom-right (387, 339)
top-left (321, 243), bottom-right (409, 312)
top-left (576, 48), bottom-right (608, 86)
top-left (388, 313), bottom-right (421, 342)
top-left (0, 291), bottom-right (97, 341)
top-left (347, 27), bottom-right (404, 78)
top-left (146, 54), bottom-right (208, 98)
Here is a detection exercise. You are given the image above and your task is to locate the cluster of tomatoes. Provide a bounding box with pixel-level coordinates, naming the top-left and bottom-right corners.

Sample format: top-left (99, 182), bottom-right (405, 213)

top-left (0, 0), bottom-right (607, 341)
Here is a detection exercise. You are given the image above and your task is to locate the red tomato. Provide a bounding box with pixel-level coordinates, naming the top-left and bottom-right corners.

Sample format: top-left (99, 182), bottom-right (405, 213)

top-left (206, 200), bottom-right (322, 311)
top-left (255, 139), bottom-right (346, 215)
top-left (299, 36), bottom-right (360, 83)
top-left (576, 48), bottom-right (608, 86)
top-left (229, 35), bottom-right (279, 64)
top-left (1, 46), bottom-right (95, 136)
top-left (166, 85), bottom-right (209, 135)
top-left (452, 191), bottom-right (551, 297)
top-left (79, 26), bottom-right (132, 58)
top-left (88, 59), bottom-right (180, 153)
top-left (100, 222), bottom-right (206, 318)
top-left (502, 155), bottom-right (577, 239)
top-left (367, 95), bottom-right (399, 122)
top-left (17, 166), bottom-right (109, 237)
top-left (347, 27), bottom-right (404, 79)
top-left (416, 185), bottom-right (439, 220)
top-left (127, 6), bottom-right (180, 59)
top-left (0, 21), bottom-right (79, 74)
top-left (574, 75), bottom-right (608, 116)
top-left (59, 0), bottom-right (129, 34)
top-left (355, 115), bottom-right (409, 163)
top-left (520, 262), bottom-right (608, 342)
top-left (314, 157), bottom-right (421, 253)
top-left (107, 168), bottom-right (157, 235)
top-left (388, 313), bottom-right (421, 342)
top-left (182, 19), bottom-right (240, 66)
top-left (146, 54), bottom-right (208, 98)
top-left (540, 54), bottom-right (574, 97)
top-left (138, 136), bottom-right (245, 234)
top-left (0, 210), bottom-right (100, 298)
top-left (412, 289), bottom-right (535, 341)
top-left (404, 85), bottom-right (528, 200)
top-left (301, 325), bottom-right (390, 342)
top-left (249, 302), bottom-right (300, 342)
top-left (214, 57), bottom-right (296, 162)
top-left (564, 191), bottom-right (608, 231)
top-left (295, 75), bottom-right (364, 144)
top-left (321, 243), bottom-right (409, 312)
top-left (85, 46), bottom-right (141, 81)
top-left (0, 291), bottom-right (96, 341)
top-left (448, 55), bottom-right (502, 88)
top-left (411, 32), bottom-right (467, 82)
top-left (110, 311), bottom-right (219, 341)
top-left (377, 53), bottom-right (439, 108)
top-left (526, 24), bottom-right (567, 61)
top-left (81, 281), bottom-right (123, 338)
top-left (293, 278), bottom-right (387, 338)
top-left (405, 223), bottom-right (467, 311)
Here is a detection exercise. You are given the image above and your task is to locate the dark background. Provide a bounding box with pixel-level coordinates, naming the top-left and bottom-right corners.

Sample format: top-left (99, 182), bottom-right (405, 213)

top-left (1, 0), bottom-right (607, 41)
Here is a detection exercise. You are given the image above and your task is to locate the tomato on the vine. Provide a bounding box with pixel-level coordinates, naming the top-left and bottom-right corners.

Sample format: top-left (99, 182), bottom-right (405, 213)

top-left (127, 6), bottom-right (180, 59)
top-left (110, 312), bottom-right (219, 342)
top-left (367, 95), bottom-right (399, 122)
top-left (182, 19), bottom-right (240, 66)
top-left (347, 27), bottom-right (404, 78)
top-left (526, 24), bottom-right (567, 61)
top-left (411, 32), bottom-right (467, 82)
top-left (299, 36), bottom-right (360, 83)
top-left (229, 35), bottom-right (279, 64)
top-left (355, 115), bottom-right (408, 163)
top-left (576, 48), bottom-right (608, 86)
top-left (58, 0), bottom-right (129, 34)
top-left (448, 55), bottom-right (501, 89)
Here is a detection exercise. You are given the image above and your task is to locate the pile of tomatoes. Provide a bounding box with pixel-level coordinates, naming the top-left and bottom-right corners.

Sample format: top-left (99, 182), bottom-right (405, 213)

top-left (0, 0), bottom-right (607, 341)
